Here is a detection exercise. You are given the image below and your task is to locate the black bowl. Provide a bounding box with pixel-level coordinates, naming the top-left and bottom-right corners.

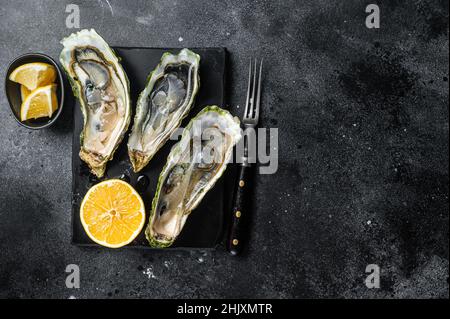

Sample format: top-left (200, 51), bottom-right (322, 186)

top-left (4, 53), bottom-right (65, 129)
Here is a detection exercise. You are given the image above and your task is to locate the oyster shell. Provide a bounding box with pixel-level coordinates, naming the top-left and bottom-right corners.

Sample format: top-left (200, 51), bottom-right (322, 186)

top-left (145, 106), bottom-right (241, 247)
top-left (60, 29), bottom-right (131, 177)
top-left (128, 49), bottom-right (200, 172)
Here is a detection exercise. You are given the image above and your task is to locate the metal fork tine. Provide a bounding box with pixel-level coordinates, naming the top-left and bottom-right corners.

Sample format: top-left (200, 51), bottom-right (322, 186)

top-left (250, 59), bottom-right (257, 118)
top-left (243, 59), bottom-right (252, 119)
top-left (254, 59), bottom-right (263, 121)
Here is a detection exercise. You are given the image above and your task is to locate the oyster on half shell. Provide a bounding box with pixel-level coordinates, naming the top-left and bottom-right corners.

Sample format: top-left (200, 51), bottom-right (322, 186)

top-left (128, 49), bottom-right (200, 173)
top-left (145, 106), bottom-right (241, 247)
top-left (60, 29), bottom-right (131, 177)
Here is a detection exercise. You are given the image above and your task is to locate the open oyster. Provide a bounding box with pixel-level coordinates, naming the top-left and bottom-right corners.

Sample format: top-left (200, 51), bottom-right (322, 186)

top-left (128, 49), bottom-right (200, 173)
top-left (60, 29), bottom-right (131, 177)
top-left (145, 106), bottom-right (241, 247)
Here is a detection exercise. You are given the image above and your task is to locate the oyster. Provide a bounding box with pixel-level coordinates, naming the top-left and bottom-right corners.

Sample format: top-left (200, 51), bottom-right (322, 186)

top-left (145, 106), bottom-right (241, 247)
top-left (60, 29), bottom-right (131, 177)
top-left (128, 49), bottom-right (200, 172)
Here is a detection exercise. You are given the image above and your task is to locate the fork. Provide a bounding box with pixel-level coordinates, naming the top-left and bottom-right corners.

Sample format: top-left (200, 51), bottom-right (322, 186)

top-left (227, 58), bottom-right (263, 255)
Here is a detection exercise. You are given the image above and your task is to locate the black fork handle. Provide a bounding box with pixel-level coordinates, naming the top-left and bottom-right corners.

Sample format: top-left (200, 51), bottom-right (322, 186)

top-left (227, 163), bottom-right (254, 255)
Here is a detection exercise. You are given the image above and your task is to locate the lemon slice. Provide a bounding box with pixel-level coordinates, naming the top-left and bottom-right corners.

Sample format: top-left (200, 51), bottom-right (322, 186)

top-left (80, 179), bottom-right (146, 248)
top-left (9, 62), bottom-right (56, 91)
top-left (20, 85), bottom-right (31, 101)
top-left (20, 84), bottom-right (58, 121)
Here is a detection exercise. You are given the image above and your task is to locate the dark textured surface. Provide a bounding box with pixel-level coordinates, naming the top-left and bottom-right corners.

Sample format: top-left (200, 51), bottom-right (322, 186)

top-left (0, 0), bottom-right (448, 299)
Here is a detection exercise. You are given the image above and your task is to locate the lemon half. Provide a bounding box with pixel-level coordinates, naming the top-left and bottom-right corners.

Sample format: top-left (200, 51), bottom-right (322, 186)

top-left (80, 179), bottom-right (146, 248)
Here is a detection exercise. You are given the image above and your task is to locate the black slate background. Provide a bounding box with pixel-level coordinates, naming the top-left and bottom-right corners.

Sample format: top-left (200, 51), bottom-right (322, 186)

top-left (71, 47), bottom-right (229, 249)
top-left (0, 0), bottom-right (448, 298)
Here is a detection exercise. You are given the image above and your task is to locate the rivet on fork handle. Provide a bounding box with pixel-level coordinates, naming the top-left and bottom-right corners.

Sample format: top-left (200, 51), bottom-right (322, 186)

top-left (227, 163), bottom-right (254, 255)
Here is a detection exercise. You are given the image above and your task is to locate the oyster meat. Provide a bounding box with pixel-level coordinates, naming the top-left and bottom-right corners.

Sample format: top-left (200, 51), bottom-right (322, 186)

top-left (60, 29), bottom-right (131, 177)
top-left (145, 106), bottom-right (241, 247)
top-left (128, 49), bottom-right (200, 172)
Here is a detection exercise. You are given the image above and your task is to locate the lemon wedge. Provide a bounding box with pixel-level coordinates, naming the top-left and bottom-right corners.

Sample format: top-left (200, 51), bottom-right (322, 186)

top-left (20, 84), bottom-right (58, 121)
top-left (9, 62), bottom-right (56, 91)
top-left (20, 85), bottom-right (31, 101)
